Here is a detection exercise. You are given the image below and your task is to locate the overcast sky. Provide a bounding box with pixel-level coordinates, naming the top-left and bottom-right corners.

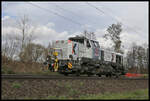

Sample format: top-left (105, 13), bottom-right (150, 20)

top-left (2, 1), bottom-right (149, 55)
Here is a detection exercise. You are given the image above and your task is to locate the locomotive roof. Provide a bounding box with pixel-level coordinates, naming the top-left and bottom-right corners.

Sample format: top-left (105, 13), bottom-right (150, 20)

top-left (100, 48), bottom-right (123, 56)
top-left (68, 35), bottom-right (98, 42)
top-left (68, 36), bottom-right (86, 40)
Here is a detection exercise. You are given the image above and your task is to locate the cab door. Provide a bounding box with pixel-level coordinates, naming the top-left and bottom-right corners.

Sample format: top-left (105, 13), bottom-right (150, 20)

top-left (85, 39), bottom-right (92, 58)
top-left (72, 41), bottom-right (78, 60)
top-left (101, 50), bottom-right (104, 61)
top-left (91, 41), bottom-right (100, 60)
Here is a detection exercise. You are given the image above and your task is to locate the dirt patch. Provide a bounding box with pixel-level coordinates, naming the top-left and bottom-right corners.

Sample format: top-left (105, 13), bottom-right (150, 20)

top-left (2, 79), bottom-right (148, 99)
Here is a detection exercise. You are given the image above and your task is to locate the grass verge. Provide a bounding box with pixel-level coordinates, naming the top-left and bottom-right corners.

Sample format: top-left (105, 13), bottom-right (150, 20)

top-left (44, 89), bottom-right (148, 100)
top-left (79, 89), bottom-right (148, 100)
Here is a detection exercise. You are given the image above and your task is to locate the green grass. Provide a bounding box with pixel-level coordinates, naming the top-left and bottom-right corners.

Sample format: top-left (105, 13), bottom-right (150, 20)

top-left (45, 89), bottom-right (148, 100)
top-left (12, 82), bottom-right (21, 89)
top-left (19, 89), bottom-right (148, 99)
top-left (64, 82), bottom-right (72, 89)
top-left (80, 82), bottom-right (84, 86)
top-left (69, 88), bottom-right (80, 96)
top-left (79, 89), bottom-right (149, 100)
top-left (143, 74), bottom-right (148, 78)
top-left (47, 95), bottom-right (68, 99)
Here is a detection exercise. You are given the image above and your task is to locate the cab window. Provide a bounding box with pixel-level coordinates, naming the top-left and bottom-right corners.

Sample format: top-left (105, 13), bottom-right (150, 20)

top-left (101, 50), bottom-right (104, 61)
top-left (95, 42), bottom-right (100, 48)
top-left (86, 40), bottom-right (91, 48)
top-left (116, 55), bottom-right (122, 64)
top-left (91, 41), bottom-right (100, 48)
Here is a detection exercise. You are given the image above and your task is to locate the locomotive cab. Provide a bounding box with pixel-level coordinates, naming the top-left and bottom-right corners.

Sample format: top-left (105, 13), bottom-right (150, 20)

top-left (69, 36), bottom-right (100, 61)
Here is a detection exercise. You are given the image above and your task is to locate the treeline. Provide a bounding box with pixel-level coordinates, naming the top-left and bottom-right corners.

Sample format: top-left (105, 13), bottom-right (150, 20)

top-left (103, 23), bottom-right (148, 74)
top-left (2, 37), bottom-right (52, 64)
top-left (2, 15), bottom-right (53, 74)
top-left (124, 42), bottom-right (148, 74)
top-left (2, 15), bottom-right (51, 64)
top-left (2, 34), bottom-right (52, 74)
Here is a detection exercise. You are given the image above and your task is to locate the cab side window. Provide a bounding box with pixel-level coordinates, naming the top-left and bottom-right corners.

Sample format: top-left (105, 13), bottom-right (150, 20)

top-left (86, 40), bottom-right (91, 48)
top-left (116, 55), bottom-right (122, 64)
top-left (101, 50), bottom-right (104, 61)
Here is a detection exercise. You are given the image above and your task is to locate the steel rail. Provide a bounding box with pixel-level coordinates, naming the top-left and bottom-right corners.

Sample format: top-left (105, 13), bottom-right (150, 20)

top-left (1, 74), bottom-right (148, 80)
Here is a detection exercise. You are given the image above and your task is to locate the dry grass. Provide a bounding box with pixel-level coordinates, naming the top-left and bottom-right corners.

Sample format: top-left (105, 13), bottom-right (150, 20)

top-left (2, 56), bottom-right (47, 74)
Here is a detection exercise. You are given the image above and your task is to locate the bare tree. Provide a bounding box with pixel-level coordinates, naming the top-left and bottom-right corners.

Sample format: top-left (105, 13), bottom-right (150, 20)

top-left (19, 43), bottom-right (46, 63)
top-left (2, 33), bottom-right (21, 61)
top-left (41, 42), bottom-right (53, 62)
top-left (47, 42), bottom-right (53, 55)
top-left (103, 22), bottom-right (123, 53)
top-left (126, 42), bottom-right (148, 73)
top-left (32, 44), bottom-right (45, 63)
top-left (17, 15), bottom-right (29, 50)
top-left (16, 14), bottom-right (36, 62)
top-left (17, 14), bottom-right (36, 50)
top-left (83, 30), bottom-right (97, 40)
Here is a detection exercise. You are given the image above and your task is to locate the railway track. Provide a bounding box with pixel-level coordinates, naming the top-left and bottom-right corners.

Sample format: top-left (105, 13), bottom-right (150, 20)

top-left (1, 74), bottom-right (148, 80)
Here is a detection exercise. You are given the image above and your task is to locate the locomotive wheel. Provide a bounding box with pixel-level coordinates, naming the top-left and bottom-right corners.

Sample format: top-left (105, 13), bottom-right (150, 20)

top-left (105, 74), bottom-right (109, 77)
top-left (87, 73), bottom-right (92, 77)
top-left (97, 74), bottom-right (101, 77)
top-left (108, 74), bottom-right (112, 78)
top-left (115, 74), bottom-right (119, 78)
top-left (88, 74), bottom-right (91, 77)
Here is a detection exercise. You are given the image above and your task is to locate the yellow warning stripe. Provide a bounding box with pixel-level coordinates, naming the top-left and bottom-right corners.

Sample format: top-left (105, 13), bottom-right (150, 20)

top-left (68, 66), bottom-right (71, 69)
top-left (68, 65), bottom-right (72, 69)
top-left (68, 63), bottom-right (72, 67)
top-left (68, 63), bottom-right (72, 69)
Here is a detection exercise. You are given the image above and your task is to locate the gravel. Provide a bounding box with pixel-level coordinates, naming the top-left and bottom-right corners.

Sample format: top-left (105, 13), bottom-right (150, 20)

top-left (2, 79), bottom-right (148, 99)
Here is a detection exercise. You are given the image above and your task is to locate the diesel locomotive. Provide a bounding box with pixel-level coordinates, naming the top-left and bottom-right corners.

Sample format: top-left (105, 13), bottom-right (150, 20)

top-left (44, 35), bottom-right (127, 77)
